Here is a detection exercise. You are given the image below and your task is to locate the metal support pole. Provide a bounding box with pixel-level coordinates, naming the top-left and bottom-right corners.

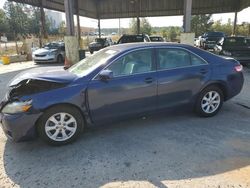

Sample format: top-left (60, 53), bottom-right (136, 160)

top-left (118, 18), bottom-right (121, 36)
top-left (183, 0), bottom-right (192, 33)
top-left (39, 0), bottom-right (48, 39)
top-left (64, 0), bottom-right (75, 36)
top-left (98, 19), bottom-right (101, 38)
top-left (233, 11), bottom-right (238, 36)
top-left (75, 0), bottom-right (81, 45)
top-left (137, 17), bottom-right (140, 34)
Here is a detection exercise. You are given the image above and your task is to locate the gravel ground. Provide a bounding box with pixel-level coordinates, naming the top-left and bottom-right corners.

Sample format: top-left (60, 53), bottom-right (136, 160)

top-left (0, 62), bottom-right (250, 188)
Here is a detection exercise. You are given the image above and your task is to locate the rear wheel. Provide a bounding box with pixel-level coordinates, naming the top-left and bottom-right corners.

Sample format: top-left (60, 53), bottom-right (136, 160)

top-left (195, 86), bottom-right (224, 117)
top-left (37, 105), bottom-right (84, 145)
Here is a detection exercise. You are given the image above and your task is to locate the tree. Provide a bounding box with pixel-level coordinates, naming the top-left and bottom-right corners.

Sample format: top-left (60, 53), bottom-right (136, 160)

top-left (58, 21), bottom-right (66, 36)
top-left (140, 18), bottom-right (152, 35)
top-left (191, 14), bottom-right (213, 36)
top-left (129, 17), bottom-right (152, 35)
top-left (0, 9), bottom-right (9, 35)
top-left (4, 2), bottom-right (30, 53)
top-left (27, 7), bottom-right (41, 36)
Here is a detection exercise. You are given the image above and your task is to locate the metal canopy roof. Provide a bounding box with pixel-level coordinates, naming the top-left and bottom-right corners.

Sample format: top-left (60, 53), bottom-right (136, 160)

top-left (11, 0), bottom-right (250, 19)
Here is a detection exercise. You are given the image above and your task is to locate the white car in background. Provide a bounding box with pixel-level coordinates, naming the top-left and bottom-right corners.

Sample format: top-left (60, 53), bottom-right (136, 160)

top-left (32, 42), bottom-right (65, 64)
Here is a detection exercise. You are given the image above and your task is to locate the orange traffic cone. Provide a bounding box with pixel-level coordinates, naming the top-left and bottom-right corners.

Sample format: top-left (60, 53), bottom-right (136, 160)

top-left (64, 56), bottom-right (72, 70)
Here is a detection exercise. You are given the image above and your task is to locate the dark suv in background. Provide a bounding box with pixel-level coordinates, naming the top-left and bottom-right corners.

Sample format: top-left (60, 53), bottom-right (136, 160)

top-left (214, 36), bottom-right (250, 66)
top-left (200, 32), bottom-right (225, 50)
top-left (88, 38), bottom-right (113, 54)
top-left (117, 34), bottom-right (151, 44)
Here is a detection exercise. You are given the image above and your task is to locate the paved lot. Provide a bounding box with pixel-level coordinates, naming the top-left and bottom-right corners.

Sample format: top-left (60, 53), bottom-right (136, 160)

top-left (0, 62), bottom-right (250, 188)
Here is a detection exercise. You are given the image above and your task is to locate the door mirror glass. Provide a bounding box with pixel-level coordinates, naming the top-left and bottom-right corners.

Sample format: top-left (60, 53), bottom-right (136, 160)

top-left (99, 70), bottom-right (113, 80)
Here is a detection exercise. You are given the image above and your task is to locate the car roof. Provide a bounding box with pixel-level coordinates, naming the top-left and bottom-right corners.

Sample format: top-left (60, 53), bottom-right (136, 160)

top-left (109, 42), bottom-right (193, 51)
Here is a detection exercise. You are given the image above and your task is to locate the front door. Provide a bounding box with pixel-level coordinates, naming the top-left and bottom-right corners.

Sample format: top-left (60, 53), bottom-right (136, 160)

top-left (88, 49), bottom-right (157, 122)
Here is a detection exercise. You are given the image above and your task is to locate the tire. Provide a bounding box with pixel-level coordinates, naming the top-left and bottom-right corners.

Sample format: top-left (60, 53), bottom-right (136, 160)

top-left (37, 105), bottom-right (84, 145)
top-left (195, 86), bottom-right (224, 117)
top-left (57, 55), bottom-right (64, 64)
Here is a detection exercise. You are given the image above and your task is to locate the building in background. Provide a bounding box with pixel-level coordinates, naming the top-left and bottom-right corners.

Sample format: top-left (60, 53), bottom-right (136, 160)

top-left (45, 10), bottom-right (63, 29)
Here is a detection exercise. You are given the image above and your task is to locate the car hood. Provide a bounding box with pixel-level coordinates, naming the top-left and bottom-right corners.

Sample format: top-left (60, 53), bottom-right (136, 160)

top-left (33, 48), bottom-right (57, 55)
top-left (9, 66), bottom-right (78, 87)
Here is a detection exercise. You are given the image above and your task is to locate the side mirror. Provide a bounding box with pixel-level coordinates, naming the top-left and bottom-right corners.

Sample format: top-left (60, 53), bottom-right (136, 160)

top-left (99, 70), bottom-right (113, 80)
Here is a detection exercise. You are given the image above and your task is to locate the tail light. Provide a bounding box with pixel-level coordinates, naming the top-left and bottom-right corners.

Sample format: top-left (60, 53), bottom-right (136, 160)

top-left (234, 65), bottom-right (243, 72)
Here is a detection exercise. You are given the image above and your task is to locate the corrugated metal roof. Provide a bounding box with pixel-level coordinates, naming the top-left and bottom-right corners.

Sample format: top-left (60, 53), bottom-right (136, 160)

top-left (10, 0), bottom-right (250, 19)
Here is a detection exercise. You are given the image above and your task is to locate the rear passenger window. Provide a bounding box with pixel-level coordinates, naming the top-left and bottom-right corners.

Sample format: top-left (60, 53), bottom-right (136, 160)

top-left (191, 54), bottom-right (207, 65)
top-left (157, 49), bottom-right (191, 70)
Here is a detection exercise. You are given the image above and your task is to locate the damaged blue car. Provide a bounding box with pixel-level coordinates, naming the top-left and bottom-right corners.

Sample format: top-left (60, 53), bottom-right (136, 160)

top-left (0, 43), bottom-right (244, 145)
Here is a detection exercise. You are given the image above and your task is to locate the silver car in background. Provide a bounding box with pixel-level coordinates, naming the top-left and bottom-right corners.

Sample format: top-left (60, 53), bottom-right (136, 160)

top-left (33, 42), bottom-right (65, 64)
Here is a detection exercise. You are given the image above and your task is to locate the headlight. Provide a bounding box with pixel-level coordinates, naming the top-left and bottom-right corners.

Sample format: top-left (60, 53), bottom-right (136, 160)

top-left (2, 100), bottom-right (32, 114)
top-left (222, 50), bottom-right (232, 56)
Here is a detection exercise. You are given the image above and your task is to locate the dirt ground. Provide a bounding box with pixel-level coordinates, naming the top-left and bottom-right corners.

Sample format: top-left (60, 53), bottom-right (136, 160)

top-left (0, 62), bottom-right (250, 188)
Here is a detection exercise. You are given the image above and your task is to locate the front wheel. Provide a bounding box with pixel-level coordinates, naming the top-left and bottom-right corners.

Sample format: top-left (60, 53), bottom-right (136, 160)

top-left (195, 86), bottom-right (224, 117)
top-left (37, 105), bottom-right (84, 145)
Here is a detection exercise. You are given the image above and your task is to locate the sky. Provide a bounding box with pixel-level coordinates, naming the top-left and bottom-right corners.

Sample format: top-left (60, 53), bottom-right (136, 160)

top-left (0, 0), bottom-right (249, 29)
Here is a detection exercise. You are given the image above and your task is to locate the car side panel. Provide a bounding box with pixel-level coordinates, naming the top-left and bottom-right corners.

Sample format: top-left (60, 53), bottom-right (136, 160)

top-left (87, 72), bottom-right (158, 123)
top-left (157, 65), bottom-right (211, 109)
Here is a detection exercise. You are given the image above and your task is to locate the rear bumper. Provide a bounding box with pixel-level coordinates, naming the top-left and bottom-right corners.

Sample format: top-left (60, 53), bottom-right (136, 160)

top-left (0, 112), bottom-right (41, 142)
top-left (226, 72), bottom-right (244, 100)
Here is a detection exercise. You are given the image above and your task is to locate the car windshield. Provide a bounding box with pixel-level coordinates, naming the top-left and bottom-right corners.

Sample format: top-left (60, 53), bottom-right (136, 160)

top-left (150, 37), bottom-right (163, 41)
top-left (224, 38), bottom-right (248, 46)
top-left (44, 43), bottom-right (61, 49)
top-left (120, 36), bottom-right (144, 43)
top-left (207, 32), bottom-right (224, 37)
top-left (95, 38), bottom-right (105, 43)
top-left (68, 49), bottom-right (119, 77)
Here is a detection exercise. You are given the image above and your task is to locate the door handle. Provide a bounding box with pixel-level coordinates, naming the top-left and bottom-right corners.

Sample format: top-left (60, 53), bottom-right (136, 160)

top-left (200, 69), bottom-right (208, 74)
top-left (144, 77), bottom-right (154, 83)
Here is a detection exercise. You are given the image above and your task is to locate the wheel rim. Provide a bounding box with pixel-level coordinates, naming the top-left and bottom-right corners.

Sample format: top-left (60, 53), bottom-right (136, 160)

top-left (201, 91), bottom-right (221, 114)
top-left (45, 112), bottom-right (77, 142)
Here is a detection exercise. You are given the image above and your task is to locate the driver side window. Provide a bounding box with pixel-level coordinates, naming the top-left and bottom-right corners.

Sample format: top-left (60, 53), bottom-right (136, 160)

top-left (106, 49), bottom-right (153, 77)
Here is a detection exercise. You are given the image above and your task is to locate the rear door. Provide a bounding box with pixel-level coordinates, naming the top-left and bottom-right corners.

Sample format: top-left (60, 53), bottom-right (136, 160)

top-left (87, 49), bottom-right (157, 122)
top-left (156, 48), bottom-right (211, 109)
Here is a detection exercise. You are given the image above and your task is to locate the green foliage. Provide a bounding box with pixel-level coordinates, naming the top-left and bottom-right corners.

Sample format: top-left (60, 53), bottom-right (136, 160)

top-left (2, 2), bottom-right (62, 39)
top-left (212, 19), bottom-right (233, 36)
top-left (0, 9), bottom-right (9, 34)
top-left (191, 14), bottom-right (213, 37)
top-left (4, 2), bottom-right (30, 38)
top-left (129, 17), bottom-right (152, 35)
top-left (140, 18), bottom-right (152, 35)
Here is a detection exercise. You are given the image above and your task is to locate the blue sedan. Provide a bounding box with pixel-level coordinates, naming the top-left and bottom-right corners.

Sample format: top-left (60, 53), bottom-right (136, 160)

top-left (0, 43), bottom-right (244, 145)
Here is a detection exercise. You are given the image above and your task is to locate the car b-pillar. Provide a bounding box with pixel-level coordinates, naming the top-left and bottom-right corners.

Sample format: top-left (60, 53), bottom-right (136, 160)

top-left (64, 0), bottom-right (79, 67)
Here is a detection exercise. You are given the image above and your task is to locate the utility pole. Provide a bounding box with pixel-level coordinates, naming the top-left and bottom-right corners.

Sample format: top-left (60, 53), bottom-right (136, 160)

top-left (233, 11), bottom-right (238, 36)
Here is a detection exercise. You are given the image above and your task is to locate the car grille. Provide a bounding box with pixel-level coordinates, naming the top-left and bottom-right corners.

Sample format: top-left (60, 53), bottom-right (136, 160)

top-left (35, 54), bottom-right (46, 57)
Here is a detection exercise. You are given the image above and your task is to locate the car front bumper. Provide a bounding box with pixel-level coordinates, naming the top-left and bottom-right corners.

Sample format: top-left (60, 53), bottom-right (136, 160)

top-left (0, 112), bottom-right (41, 142)
top-left (33, 55), bottom-right (57, 63)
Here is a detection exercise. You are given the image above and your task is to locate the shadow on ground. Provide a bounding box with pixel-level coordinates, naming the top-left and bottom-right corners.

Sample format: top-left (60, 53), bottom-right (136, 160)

top-left (2, 102), bottom-right (250, 188)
